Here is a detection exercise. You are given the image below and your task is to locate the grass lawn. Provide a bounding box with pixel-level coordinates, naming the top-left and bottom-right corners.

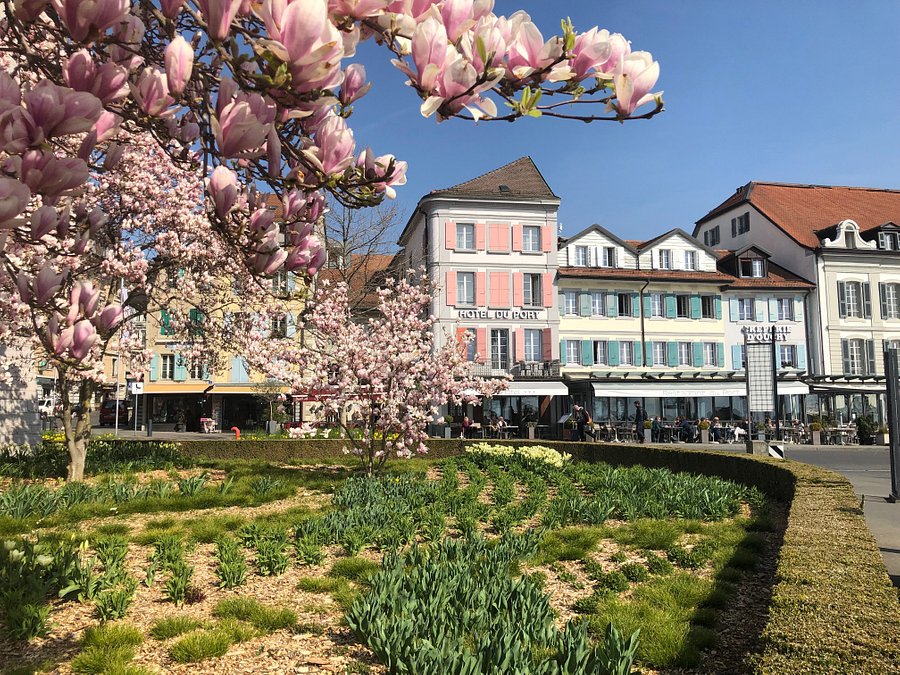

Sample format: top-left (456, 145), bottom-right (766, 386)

top-left (0, 445), bottom-right (776, 674)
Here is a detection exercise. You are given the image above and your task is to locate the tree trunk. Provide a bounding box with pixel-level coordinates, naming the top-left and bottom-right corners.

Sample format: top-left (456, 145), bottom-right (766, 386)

top-left (67, 435), bottom-right (87, 482)
top-left (59, 371), bottom-right (95, 482)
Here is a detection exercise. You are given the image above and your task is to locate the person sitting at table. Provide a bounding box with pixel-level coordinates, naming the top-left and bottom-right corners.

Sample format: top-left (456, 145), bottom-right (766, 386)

top-left (710, 417), bottom-right (723, 442)
top-left (486, 413), bottom-right (499, 438)
top-left (461, 416), bottom-right (472, 439)
top-left (496, 416), bottom-right (508, 438)
top-left (733, 420), bottom-right (748, 442)
top-left (651, 416), bottom-right (664, 442)
top-left (765, 416), bottom-right (776, 438)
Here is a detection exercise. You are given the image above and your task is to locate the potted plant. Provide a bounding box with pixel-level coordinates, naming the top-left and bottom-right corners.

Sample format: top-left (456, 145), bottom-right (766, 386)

top-left (876, 425), bottom-right (889, 445)
top-left (809, 421), bottom-right (823, 445)
top-left (698, 419), bottom-right (710, 444)
top-left (443, 415), bottom-right (453, 439)
top-left (855, 415), bottom-right (876, 446)
top-left (526, 420), bottom-right (537, 440)
top-left (562, 416), bottom-right (577, 441)
top-left (755, 422), bottom-right (766, 441)
top-left (643, 419), bottom-right (652, 443)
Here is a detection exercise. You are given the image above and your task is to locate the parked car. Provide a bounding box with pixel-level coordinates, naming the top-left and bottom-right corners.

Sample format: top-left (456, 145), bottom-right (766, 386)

top-left (99, 400), bottom-right (130, 426)
top-left (38, 398), bottom-right (55, 416)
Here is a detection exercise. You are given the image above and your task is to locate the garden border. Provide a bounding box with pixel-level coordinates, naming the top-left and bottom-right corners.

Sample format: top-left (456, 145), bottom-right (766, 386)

top-left (82, 438), bottom-right (900, 671)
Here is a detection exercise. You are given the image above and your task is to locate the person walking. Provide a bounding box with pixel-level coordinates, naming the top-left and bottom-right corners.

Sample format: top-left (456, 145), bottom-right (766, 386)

top-left (573, 404), bottom-right (587, 442)
top-left (633, 401), bottom-right (648, 443)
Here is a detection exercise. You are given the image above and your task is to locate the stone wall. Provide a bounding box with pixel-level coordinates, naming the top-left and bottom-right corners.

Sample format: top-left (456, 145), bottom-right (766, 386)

top-left (0, 344), bottom-right (40, 447)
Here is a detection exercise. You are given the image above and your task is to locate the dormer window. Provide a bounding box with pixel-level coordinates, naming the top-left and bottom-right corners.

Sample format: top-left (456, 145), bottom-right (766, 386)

top-left (684, 251), bottom-right (696, 270)
top-left (601, 246), bottom-right (616, 268)
top-left (878, 231), bottom-right (898, 250)
top-left (845, 232), bottom-right (857, 249)
top-left (658, 249), bottom-right (672, 269)
top-left (573, 245), bottom-right (589, 266)
top-left (739, 256), bottom-right (766, 278)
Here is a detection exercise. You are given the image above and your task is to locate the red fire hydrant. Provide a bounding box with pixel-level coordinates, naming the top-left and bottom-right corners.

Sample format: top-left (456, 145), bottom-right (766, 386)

top-left (231, 426), bottom-right (240, 440)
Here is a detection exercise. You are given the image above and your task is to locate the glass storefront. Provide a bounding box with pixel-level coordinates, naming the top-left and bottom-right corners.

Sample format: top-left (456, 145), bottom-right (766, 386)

top-left (592, 394), bottom-right (806, 423)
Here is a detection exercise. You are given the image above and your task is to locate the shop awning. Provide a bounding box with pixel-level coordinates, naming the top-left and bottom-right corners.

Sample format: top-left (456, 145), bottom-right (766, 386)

top-left (496, 381), bottom-right (569, 397)
top-left (591, 380), bottom-right (809, 398)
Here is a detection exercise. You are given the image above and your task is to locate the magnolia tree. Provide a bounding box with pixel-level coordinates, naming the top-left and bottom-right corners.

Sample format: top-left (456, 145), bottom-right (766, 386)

top-left (0, 0), bottom-right (663, 479)
top-left (278, 274), bottom-right (506, 475)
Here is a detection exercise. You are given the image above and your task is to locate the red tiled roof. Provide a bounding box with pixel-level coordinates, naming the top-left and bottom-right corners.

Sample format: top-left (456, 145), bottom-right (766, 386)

top-left (724, 260), bottom-right (813, 289)
top-left (430, 156), bottom-right (558, 200)
top-left (558, 267), bottom-right (734, 283)
top-left (318, 253), bottom-right (396, 309)
top-left (697, 182), bottom-right (900, 249)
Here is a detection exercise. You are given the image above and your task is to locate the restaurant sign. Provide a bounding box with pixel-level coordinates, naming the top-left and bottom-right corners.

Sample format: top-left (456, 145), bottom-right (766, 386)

top-left (456, 309), bottom-right (544, 320)
top-left (742, 325), bottom-right (789, 343)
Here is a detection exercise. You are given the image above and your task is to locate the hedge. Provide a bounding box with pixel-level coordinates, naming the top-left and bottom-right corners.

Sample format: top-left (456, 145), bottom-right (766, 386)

top-left (22, 437), bottom-right (899, 671)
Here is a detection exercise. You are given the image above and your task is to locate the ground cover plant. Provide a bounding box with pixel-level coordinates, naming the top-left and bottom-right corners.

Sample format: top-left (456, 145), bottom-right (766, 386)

top-left (0, 448), bottom-right (772, 673)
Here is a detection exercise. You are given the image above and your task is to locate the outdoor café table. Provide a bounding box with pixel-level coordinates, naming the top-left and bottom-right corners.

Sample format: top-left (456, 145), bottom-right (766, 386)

top-left (499, 425), bottom-right (517, 439)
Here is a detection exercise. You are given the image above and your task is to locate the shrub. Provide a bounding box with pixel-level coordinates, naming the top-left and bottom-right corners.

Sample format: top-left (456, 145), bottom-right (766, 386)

top-left (465, 442), bottom-right (571, 468)
top-left (150, 615), bottom-right (205, 640)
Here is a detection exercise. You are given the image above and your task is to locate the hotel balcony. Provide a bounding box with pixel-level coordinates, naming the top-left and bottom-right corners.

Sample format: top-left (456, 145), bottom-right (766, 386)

top-left (470, 360), bottom-right (561, 379)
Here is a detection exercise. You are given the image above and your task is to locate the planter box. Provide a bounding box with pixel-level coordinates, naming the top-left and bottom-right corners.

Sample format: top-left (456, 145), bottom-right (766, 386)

top-left (810, 430), bottom-right (821, 445)
top-left (644, 428), bottom-right (652, 443)
top-left (527, 426), bottom-right (536, 440)
top-left (876, 432), bottom-right (889, 445)
top-left (700, 429), bottom-right (710, 444)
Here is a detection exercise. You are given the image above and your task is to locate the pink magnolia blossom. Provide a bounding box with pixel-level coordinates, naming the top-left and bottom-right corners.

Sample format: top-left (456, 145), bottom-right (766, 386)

top-left (95, 304), bottom-right (124, 332)
top-left (50, 0), bottom-right (131, 42)
top-left (328, 0), bottom-right (390, 19)
top-left (14, 0), bottom-right (49, 21)
top-left (214, 91), bottom-right (275, 158)
top-left (164, 35), bottom-right (194, 95)
top-left (64, 51), bottom-right (130, 104)
top-left (132, 67), bottom-right (174, 117)
top-left (70, 319), bottom-right (98, 360)
top-left (33, 264), bottom-right (67, 304)
top-left (196, 0), bottom-right (242, 40)
top-left (70, 280), bottom-right (100, 320)
top-left (208, 165), bottom-right (239, 218)
top-left (10, 150), bottom-right (88, 200)
top-left (339, 63), bottom-right (371, 105)
top-left (30, 206), bottom-right (58, 240)
top-left (612, 51), bottom-right (660, 117)
top-left (308, 114), bottom-right (355, 176)
top-left (24, 81), bottom-right (103, 141)
top-left (0, 177), bottom-right (31, 225)
top-left (160, 0), bottom-right (184, 19)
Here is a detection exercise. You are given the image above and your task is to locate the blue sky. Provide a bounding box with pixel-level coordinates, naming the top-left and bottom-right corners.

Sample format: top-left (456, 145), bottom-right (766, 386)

top-left (348, 1), bottom-right (900, 242)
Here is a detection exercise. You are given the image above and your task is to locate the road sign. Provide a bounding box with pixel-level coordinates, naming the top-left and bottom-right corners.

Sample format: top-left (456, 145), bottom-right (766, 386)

top-left (129, 381), bottom-right (144, 395)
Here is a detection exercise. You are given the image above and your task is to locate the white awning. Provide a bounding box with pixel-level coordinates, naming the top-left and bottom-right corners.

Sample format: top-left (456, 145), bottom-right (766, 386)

top-left (777, 381), bottom-right (810, 395)
top-left (496, 381), bottom-right (569, 397)
top-left (592, 380), bottom-right (808, 398)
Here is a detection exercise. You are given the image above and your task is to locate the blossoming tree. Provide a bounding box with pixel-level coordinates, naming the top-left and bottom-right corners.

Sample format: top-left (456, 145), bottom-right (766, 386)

top-left (0, 0), bottom-right (663, 479)
top-left (281, 274), bottom-right (506, 476)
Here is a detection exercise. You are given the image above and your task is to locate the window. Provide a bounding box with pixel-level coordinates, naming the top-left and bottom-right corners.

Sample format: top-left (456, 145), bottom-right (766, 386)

top-left (620, 341), bottom-right (634, 365)
top-left (658, 249), bottom-right (672, 269)
top-left (522, 226), bottom-right (541, 252)
top-left (601, 246), bottom-right (616, 268)
top-left (777, 298), bottom-right (793, 321)
top-left (881, 283), bottom-right (900, 319)
top-left (161, 354), bottom-right (175, 379)
top-left (738, 345), bottom-right (746, 369)
top-left (271, 315), bottom-right (287, 338)
top-left (738, 298), bottom-right (754, 321)
top-left (739, 257), bottom-right (766, 278)
top-left (591, 291), bottom-right (604, 316)
top-left (566, 340), bottom-right (582, 365)
top-left (701, 295), bottom-right (716, 319)
top-left (272, 270), bottom-right (289, 295)
top-left (650, 293), bottom-right (664, 317)
top-left (574, 246), bottom-right (589, 266)
top-left (457, 272), bottom-right (475, 306)
top-left (845, 338), bottom-right (865, 374)
top-left (839, 280), bottom-right (870, 318)
top-left (703, 342), bottom-right (717, 366)
top-left (704, 226), bottom-right (720, 247)
top-left (731, 212), bottom-right (750, 236)
top-left (190, 363), bottom-right (205, 379)
top-left (684, 251), bottom-right (696, 270)
top-left (676, 294), bottom-right (690, 318)
top-left (463, 329), bottom-right (476, 362)
top-left (523, 329), bottom-right (542, 362)
top-left (779, 345), bottom-right (797, 368)
top-left (523, 273), bottom-right (542, 307)
top-left (594, 340), bottom-right (608, 365)
top-left (456, 222), bottom-right (475, 250)
top-left (678, 342), bottom-right (691, 366)
top-left (878, 232), bottom-right (898, 250)
top-left (130, 322), bottom-right (147, 347)
top-left (652, 342), bottom-right (666, 366)
top-left (563, 291), bottom-right (578, 316)
top-left (617, 292), bottom-right (632, 316)
top-left (490, 329), bottom-right (509, 370)
top-left (845, 232), bottom-right (857, 249)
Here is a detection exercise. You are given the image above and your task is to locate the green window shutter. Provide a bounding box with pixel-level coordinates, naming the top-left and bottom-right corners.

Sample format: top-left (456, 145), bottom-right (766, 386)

top-left (631, 292), bottom-right (640, 317)
top-left (862, 283), bottom-right (872, 318)
top-left (731, 345), bottom-right (743, 370)
top-left (581, 339), bottom-right (594, 366)
top-left (841, 339), bottom-right (850, 373)
top-left (768, 298), bottom-right (778, 322)
top-left (693, 342), bottom-right (704, 367)
top-left (667, 341), bottom-right (678, 367)
top-left (149, 354), bottom-right (159, 381)
top-left (559, 340), bottom-right (567, 365)
top-left (837, 281), bottom-right (847, 318)
top-left (579, 292), bottom-right (592, 317)
top-left (643, 294), bottom-right (652, 317)
top-left (606, 292), bottom-right (618, 317)
top-left (645, 342), bottom-right (653, 365)
top-left (160, 309), bottom-right (173, 336)
top-left (716, 343), bottom-right (725, 368)
top-left (754, 299), bottom-right (765, 322)
top-left (608, 340), bottom-right (620, 366)
top-left (797, 344), bottom-right (806, 371)
top-left (690, 294), bottom-right (701, 319)
top-left (715, 295), bottom-right (722, 319)
top-left (633, 340), bottom-right (643, 366)
top-left (202, 365), bottom-right (211, 381)
top-left (794, 296), bottom-right (804, 322)
top-left (729, 298), bottom-right (739, 321)
top-left (665, 293), bottom-right (676, 318)
top-left (174, 356), bottom-right (187, 382)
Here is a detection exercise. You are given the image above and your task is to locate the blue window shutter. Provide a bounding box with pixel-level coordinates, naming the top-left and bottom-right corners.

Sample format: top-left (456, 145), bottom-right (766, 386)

top-left (693, 342), bottom-right (704, 367)
top-left (797, 344), bottom-right (806, 371)
top-left (665, 293), bottom-right (676, 318)
top-left (667, 342), bottom-right (678, 367)
top-left (559, 340), bottom-right (567, 365)
top-left (631, 292), bottom-right (640, 317)
top-left (202, 365), bottom-right (211, 381)
top-left (149, 355), bottom-right (159, 381)
top-left (768, 298), bottom-right (778, 322)
top-left (633, 340), bottom-right (643, 366)
top-left (645, 342), bottom-right (653, 364)
top-left (174, 356), bottom-right (187, 382)
top-left (690, 294), bottom-right (701, 319)
top-left (231, 357), bottom-right (248, 383)
top-left (732, 345), bottom-right (743, 370)
top-left (581, 340), bottom-right (594, 366)
top-left (579, 293), bottom-right (592, 317)
top-left (729, 297), bottom-right (739, 321)
top-left (287, 272), bottom-right (296, 292)
top-left (643, 294), bottom-right (652, 317)
top-left (715, 295), bottom-right (722, 319)
top-left (754, 299), bottom-right (765, 322)
top-left (716, 343), bottom-right (725, 368)
top-left (794, 296), bottom-right (804, 322)
top-left (606, 292), bottom-right (618, 317)
top-left (608, 340), bottom-right (620, 366)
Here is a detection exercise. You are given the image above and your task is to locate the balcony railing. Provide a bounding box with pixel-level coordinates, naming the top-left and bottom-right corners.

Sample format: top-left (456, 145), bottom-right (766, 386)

top-left (470, 360), bottom-right (561, 379)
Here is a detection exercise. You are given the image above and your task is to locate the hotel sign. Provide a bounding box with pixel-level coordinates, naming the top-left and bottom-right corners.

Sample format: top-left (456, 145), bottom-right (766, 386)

top-left (456, 309), bottom-right (544, 320)
top-left (742, 325), bottom-right (789, 343)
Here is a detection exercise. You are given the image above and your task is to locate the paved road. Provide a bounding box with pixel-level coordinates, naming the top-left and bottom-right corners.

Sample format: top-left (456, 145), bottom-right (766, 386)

top-left (787, 446), bottom-right (899, 586)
